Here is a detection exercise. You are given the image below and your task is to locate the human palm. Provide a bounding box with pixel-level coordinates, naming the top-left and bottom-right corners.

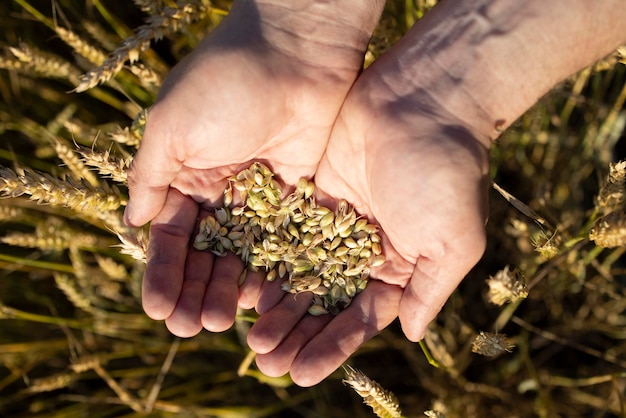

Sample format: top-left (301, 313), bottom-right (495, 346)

top-left (248, 66), bottom-right (491, 386)
top-left (125, 10), bottom-right (368, 337)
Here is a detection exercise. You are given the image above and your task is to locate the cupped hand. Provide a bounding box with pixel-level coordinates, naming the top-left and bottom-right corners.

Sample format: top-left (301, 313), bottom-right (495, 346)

top-left (125, 3), bottom-right (375, 337)
top-left (247, 55), bottom-right (491, 386)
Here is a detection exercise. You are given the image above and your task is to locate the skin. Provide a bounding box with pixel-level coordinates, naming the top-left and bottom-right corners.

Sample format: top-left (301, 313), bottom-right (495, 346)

top-left (125, 0), bottom-right (386, 335)
top-left (125, 0), bottom-right (626, 386)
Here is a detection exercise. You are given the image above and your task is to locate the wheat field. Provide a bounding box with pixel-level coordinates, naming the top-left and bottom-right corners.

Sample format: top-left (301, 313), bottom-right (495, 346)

top-left (0, 1), bottom-right (625, 417)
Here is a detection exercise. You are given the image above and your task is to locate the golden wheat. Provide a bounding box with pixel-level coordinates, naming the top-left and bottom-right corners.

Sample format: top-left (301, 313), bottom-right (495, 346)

top-left (75, 1), bottom-right (211, 92)
top-left (342, 365), bottom-right (402, 418)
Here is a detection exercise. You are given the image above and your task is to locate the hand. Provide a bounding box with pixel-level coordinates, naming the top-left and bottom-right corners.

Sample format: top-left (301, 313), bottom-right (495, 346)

top-left (124, 2), bottom-right (383, 337)
top-left (246, 52), bottom-right (491, 386)
top-left (246, 0), bottom-right (626, 385)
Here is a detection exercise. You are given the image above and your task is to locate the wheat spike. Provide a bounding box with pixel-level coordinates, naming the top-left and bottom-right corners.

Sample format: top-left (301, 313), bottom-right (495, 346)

top-left (0, 166), bottom-right (126, 213)
top-left (0, 203), bottom-right (25, 222)
top-left (134, 0), bottom-right (167, 15)
top-left (114, 230), bottom-right (148, 264)
top-left (6, 43), bottom-right (78, 81)
top-left (82, 22), bottom-right (121, 52)
top-left (78, 147), bottom-right (131, 185)
top-left (95, 255), bottom-right (128, 280)
top-left (486, 265), bottom-right (529, 306)
top-left (26, 372), bottom-right (76, 393)
top-left (75, 1), bottom-right (210, 92)
top-left (595, 160), bottom-right (626, 212)
top-left (54, 273), bottom-right (94, 313)
top-left (1, 217), bottom-right (97, 252)
top-left (343, 365), bottom-right (402, 418)
top-left (471, 331), bottom-right (515, 357)
top-left (55, 26), bottom-right (107, 66)
top-left (55, 140), bottom-right (100, 186)
top-left (589, 211), bottom-right (626, 248)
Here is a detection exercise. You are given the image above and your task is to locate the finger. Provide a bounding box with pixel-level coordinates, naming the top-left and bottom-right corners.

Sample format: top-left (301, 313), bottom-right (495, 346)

top-left (124, 109), bottom-right (183, 227)
top-left (255, 275), bottom-right (290, 315)
top-left (164, 247), bottom-right (214, 338)
top-left (255, 315), bottom-right (331, 377)
top-left (289, 281), bottom-right (402, 387)
top-left (247, 292), bottom-right (313, 354)
top-left (142, 188), bottom-right (198, 320)
top-left (238, 269), bottom-right (266, 310)
top-left (200, 253), bottom-right (243, 332)
top-left (398, 242), bottom-right (484, 342)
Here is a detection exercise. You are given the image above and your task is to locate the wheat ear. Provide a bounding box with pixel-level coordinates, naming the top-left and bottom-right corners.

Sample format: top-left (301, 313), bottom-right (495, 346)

top-left (343, 365), bottom-right (403, 418)
top-left (75, 1), bottom-right (210, 92)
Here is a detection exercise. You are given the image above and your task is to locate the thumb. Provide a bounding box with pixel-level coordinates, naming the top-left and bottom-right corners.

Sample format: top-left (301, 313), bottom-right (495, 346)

top-left (124, 127), bottom-right (183, 227)
top-left (398, 236), bottom-right (485, 341)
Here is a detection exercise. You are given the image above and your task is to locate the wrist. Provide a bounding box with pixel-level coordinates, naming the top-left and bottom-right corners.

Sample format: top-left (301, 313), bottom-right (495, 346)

top-left (366, 0), bottom-right (626, 145)
top-left (234, 0), bottom-right (386, 75)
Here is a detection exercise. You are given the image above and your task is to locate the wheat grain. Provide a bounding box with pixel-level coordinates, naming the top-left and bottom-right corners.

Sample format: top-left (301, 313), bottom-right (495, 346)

top-left (134, 0), bottom-right (167, 15)
top-left (194, 163), bottom-right (385, 315)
